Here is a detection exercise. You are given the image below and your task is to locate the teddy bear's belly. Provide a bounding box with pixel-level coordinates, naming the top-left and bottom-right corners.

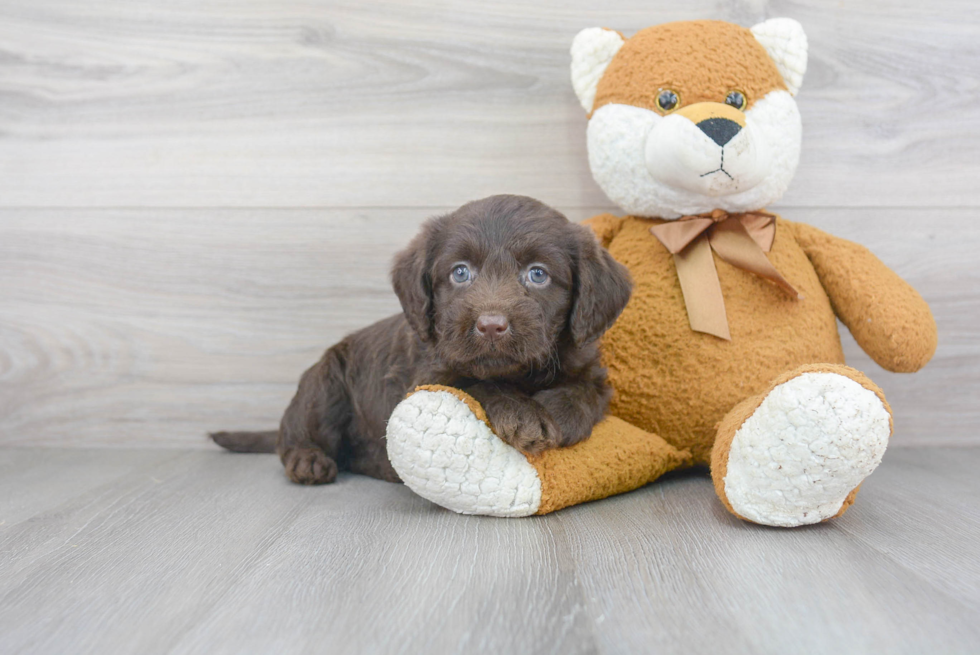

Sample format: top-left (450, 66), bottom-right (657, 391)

top-left (601, 217), bottom-right (845, 464)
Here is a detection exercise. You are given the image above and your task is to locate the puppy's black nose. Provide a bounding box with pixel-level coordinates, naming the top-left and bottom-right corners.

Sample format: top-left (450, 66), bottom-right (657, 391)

top-left (475, 314), bottom-right (509, 338)
top-left (698, 117), bottom-right (742, 147)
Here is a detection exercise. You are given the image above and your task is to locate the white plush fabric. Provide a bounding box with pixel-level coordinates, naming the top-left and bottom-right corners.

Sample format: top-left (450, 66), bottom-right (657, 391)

top-left (645, 112), bottom-right (770, 199)
top-left (587, 90), bottom-right (802, 218)
top-left (723, 373), bottom-right (891, 527)
top-left (386, 390), bottom-right (542, 517)
top-left (570, 27), bottom-right (625, 113)
top-left (751, 18), bottom-right (808, 97)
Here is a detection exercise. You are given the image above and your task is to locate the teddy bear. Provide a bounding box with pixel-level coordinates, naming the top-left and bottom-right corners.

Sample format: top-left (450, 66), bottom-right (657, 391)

top-left (383, 18), bottom-right (937, 526)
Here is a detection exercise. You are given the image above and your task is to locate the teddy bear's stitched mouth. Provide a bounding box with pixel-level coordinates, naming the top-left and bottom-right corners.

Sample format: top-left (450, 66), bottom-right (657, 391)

top-left (700, 150), bottom-right (735, 180)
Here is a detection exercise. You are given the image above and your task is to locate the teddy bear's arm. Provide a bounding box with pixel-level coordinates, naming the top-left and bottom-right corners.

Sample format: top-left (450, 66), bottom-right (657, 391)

top-left (581, 213), bottom-right (624, 248)
top-left (790, 221), bottom-right (937, 373)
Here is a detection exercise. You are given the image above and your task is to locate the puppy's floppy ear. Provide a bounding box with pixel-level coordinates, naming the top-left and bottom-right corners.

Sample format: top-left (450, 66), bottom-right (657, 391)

top-left (391, 218), bottom-right (442, 342)
top-left (570, 224), bottom-right (632, 345)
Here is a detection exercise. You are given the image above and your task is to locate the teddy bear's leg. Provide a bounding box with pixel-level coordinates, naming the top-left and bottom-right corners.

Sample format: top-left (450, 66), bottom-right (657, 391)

top-left (386, 385), bottom-right (692, 517)
top-left (710, 364), bottom-right (892, 527)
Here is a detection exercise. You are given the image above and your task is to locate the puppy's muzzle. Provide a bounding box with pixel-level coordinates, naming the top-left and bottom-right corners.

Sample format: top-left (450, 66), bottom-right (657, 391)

top-left (475, 314), bottom-right (510, 340)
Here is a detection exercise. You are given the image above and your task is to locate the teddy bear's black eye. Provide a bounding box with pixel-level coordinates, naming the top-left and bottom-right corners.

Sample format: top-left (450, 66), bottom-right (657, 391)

top-left (656, 89), bottom-right (679, 112)
top-left (725, 91), bottom-right (746, 110)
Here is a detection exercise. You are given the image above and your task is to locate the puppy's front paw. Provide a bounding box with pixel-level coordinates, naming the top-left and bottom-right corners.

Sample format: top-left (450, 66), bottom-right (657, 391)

top-left (485, 400), bottom-right (561, 456)
top-left (282, 447), bottom-right (338, 485)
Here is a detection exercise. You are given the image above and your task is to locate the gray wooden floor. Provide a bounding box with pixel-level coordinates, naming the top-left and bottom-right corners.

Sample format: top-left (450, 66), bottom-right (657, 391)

top-left (1, 446), bottom-right (978, 654)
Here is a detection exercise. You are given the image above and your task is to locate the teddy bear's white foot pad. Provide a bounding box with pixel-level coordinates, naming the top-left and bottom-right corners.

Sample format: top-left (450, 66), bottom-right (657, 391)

top-left (386, 390), bottom-right (542, 517)
top-left (723, 372), bottom-right (891, 527)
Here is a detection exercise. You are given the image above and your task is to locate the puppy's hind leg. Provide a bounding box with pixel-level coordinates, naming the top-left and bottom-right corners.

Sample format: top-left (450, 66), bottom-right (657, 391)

top-left (278, 346), bottom-right (351, 485)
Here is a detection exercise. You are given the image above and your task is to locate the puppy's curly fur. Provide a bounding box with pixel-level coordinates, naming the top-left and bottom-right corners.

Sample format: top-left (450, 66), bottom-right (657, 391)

top-left (212, 195), bottom-right (632, 485)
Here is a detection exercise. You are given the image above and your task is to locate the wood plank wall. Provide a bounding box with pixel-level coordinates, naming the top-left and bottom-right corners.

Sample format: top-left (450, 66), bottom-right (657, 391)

top-left (1, 0), bottom-right (977, 447)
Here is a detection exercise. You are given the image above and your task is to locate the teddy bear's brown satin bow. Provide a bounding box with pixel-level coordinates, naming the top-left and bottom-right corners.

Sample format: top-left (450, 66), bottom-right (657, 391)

top-left (649, 209), bottom-right (800, 341)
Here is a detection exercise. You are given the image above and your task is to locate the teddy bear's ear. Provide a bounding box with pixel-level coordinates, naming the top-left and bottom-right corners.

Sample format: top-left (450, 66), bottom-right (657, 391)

top-left (570, 27), bottom-right (626, 113)
top-left (750, 18), bottom-right (808, 96)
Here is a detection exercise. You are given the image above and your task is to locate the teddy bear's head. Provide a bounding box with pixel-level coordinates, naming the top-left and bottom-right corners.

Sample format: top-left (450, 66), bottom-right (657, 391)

top-left (571, 19), bottom-right (808, 219)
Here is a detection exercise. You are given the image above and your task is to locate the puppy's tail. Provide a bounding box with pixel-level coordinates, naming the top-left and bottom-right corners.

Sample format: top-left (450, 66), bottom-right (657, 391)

top-left (210, 430), bottom-right (278, 453)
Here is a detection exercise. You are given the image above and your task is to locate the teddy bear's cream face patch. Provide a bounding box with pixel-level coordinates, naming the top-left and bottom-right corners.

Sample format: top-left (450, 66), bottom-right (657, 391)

top-left (587, 90), bottom-right (801, 218)
top-left (644, 104), bottom-right (769, 198)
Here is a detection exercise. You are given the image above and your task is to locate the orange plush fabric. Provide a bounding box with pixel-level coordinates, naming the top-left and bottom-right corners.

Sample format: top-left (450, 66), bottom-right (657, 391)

top-left (791, 222), bottom-right (937, 372)
top-left (593, 20), bottom-right (786, 117)
top-left (529, 416), bottom-right (692, 515)
top-left (598, 214), bottom-right (846, 463)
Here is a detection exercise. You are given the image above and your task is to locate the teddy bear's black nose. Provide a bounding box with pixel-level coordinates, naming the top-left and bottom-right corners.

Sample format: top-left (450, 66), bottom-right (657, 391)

top-left (698, 117), bottom-right (742, 147)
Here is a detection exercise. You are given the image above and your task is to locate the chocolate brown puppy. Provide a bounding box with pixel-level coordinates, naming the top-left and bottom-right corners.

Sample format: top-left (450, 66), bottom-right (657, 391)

top-left (211, 195), bottom-right (632, 485)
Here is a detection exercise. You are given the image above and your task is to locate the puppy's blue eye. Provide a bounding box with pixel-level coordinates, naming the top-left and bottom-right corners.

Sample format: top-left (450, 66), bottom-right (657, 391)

top-left (527, 267), bottom-right (549, 285)
top-left (451, 264), bottom-right (470, 284)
